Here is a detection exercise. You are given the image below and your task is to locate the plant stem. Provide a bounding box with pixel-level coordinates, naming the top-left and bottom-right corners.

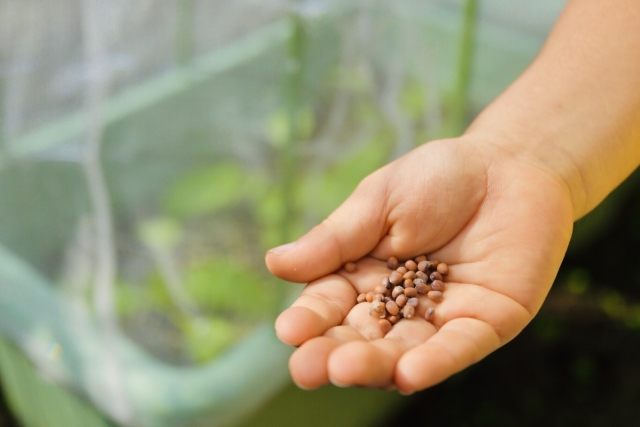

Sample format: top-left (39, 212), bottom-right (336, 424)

top-left (447, 0), bottom-right (479, 137)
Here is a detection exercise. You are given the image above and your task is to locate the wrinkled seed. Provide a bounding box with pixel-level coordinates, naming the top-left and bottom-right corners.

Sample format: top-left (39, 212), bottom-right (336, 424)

top-left (392, 286), bottom-right (405, 299)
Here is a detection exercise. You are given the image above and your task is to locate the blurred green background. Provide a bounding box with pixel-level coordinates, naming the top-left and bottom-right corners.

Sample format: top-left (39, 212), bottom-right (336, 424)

top-left (1, 0), bottom-right (640, 426)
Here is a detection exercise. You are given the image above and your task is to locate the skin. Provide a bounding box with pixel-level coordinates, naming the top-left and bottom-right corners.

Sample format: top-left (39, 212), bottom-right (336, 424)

top-left (266, 0), bottom-right (640, 394)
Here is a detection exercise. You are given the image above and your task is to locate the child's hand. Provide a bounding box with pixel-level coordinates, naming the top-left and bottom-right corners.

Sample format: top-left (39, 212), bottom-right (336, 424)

top-left (265, 137), bottom-right (574, 394)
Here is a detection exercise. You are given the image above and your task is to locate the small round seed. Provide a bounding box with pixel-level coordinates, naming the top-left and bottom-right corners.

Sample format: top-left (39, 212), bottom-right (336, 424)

top-left (392, 286), bottom-right (405, 299)
top-left (430, 271), bottom-right (443, 282)
top-left (344, 262), bottom-right (357, 273)
top-left (374, 285), bottom-right (388, 295)
top-left (416, 271), bottom-right (429, 281)
top-left (418, 260), bottom-right (431, 272)
top-left (404, 287), bottom-right (418, 298)
top-left (382, 277), bottom-right (392, 289)
top-left (415, 283), bottom-right (429, 294)
top-left (415, 255), bottom-right (427, 263)
top-left (357, 293), bottom-right (366, 303)
top-left (430, 280), bottom-right (445, 292)
top-left (405, 260), bottom-right (418, 271)
top-left (403, 278), bottom-right (414, 288)
top-left (407, 297), bottom-right (419, 308)
top-left (403, 271), bottom-right (417, 281)
top-left (396, 266), bottom-right (408, 274)
top-left (396, 294), bottom-right (408, 307)
top-left (387, 257), bottom-right (399, 270)
top-left (429, 259), bottom-right (440, 268)
top-left (436, 263), bottom-right (449, 276)
top-left (388, 315), bottom-right (400, 324)
top-left (370, 300), bottom-right (385, 317)
top-left (383, 296), bottom-right (392, 303)
top-left (413, 278), bottom-right (426, 286)
top-left (403, 305), bottom-right (415, 319)
top-left (386, 300), bottom-right (399, 315)
top-left (424, 307), bottom-right (435, 321)
top-left (366, 292), bottom-right (375, 302)
top-left (427, 291), bottom-right (443, 302)
top-left (379, 319), bottom-right (392, 333)
top-left (389, 271), bottom-right (403, 285)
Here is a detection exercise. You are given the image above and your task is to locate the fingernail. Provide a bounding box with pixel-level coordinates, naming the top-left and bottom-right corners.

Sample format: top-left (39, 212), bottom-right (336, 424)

top-left (268, 242), bottom-right (295, 255)
top-left (329, 378), bottom-right (349, 388)
top-left (398, 389), bottom-right (414, 396)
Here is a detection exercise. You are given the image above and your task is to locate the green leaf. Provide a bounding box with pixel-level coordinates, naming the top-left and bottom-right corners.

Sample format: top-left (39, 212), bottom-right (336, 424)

top-left (163, 162), bottom-right (246, 218)
top-left (0, 334), bottom-right (115, 427)
top-left (183, 317), bottom-right (239, 363)
top-left (184, 259), bottom-right (274, 315)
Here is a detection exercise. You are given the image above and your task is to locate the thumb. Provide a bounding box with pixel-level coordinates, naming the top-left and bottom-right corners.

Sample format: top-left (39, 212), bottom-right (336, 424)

top-left (265, 177), bottom-right (388, 283)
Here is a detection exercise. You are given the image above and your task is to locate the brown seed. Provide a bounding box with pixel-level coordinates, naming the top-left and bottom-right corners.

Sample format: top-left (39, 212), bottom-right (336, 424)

top-left (418, 260), bottom-right (431, 272)
top-left (383, 296), bottom-right (392, 303)
top-left (379, 319), bottom-right (392, 333)
top-left (403, 279), bottom-right (414, 288)
top-left (396, 294), bottom-right (408, 307)
top-left (392, 286), bottom-right (405, 299)
top-left (387, 256), bottom-right (399, 270)
top-left (430, 271), bottom-right (443, 282)
top-left (429, 259), bottom-right (440, 268)
top-left (382, 277), bottom-right (392, 289)
top-left (366, 292), bottom-right (375, 302)
top-left (430, 280), bottom-right (445, 292)
top-left (407, 297), bottom-right (419, 308)
top-left (427, 291), bottom-right (443, 302)
top-left (389, 271), bottom-right (403, 285)
top-left (402, 305), bottom-right (416, 319)
top-left (396, 266), bottom-right (408, 274)
top-left (344, 262), bottom-right (357, 273)
top-left (415, 283), bottom-right (429, 294)
top-left (388, 315), bottom-right (400, 324)
top-left (424, 307), bottom-right (435, 321)
top-left (413, 278), bottom-right (426, 286)
top-left (357, 293), bottom-right (366, 303)
top-left (415, 255), bottom-right (427, 263)
top-left (386, 300), bottom-right (399, 315)
top-left (370, 300), bottom-right (385, 317)
top-left (416, 271), bottom-right (429, 281)
top-left (437, 263), bottom-right (449, 276)
top-left (374, 285), bottom-right (388, 295)
top-left (403, 271), bottom-right (417, 281)
top-left (404, 287), bottom-right (418, 298)
top-left (405, 260), bottom-right (418, 271)
top-left (374, 294), bottom-right (384, 302)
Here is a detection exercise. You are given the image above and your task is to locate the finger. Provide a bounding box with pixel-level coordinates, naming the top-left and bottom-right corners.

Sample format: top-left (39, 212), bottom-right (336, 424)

top-left (328, 318), bottom-right (435, 388)
top-left (275, 274), bottom-right (357, 346)
top-left (290, 325), bottom-right (370, 389)
top-left (289, 337), bottom-right (341, 390)
top-left (265, 173), bottom-right (389, 283)
top-left (395, 318), bottom-right (501, 393)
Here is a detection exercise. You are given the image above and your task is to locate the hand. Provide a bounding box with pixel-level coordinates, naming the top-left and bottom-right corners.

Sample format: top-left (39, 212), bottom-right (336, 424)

top-left (265, 136), bottom-right (574, 394)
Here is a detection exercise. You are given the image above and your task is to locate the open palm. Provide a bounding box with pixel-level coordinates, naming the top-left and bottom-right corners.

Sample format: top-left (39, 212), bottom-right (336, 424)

top-left (266, 137), bottom-right (574, 394)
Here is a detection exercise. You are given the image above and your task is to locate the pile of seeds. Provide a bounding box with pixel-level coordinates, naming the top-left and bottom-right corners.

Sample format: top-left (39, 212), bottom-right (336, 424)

top-left (354, 255), bottom-right (449, 332)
